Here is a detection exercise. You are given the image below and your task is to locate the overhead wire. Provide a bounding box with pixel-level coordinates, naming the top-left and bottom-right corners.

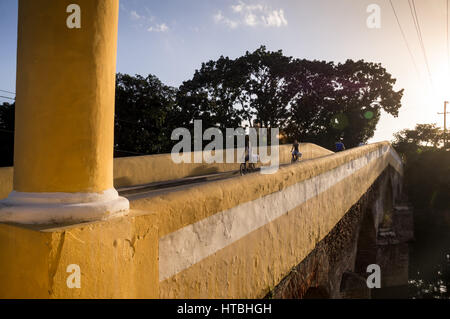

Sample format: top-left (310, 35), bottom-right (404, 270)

top-left (0, 89), bottom-right (15, 95)
top-left (408, 0), bottom-right (434, 87)
top-left (0, 96), bottom-right (15, 101)
top-left (388, 0), bottom-right (421, 79)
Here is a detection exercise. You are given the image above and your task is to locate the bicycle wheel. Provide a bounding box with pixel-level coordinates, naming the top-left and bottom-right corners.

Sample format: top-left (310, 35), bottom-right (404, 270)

top-left (240, 163), bottom-right (247, 176)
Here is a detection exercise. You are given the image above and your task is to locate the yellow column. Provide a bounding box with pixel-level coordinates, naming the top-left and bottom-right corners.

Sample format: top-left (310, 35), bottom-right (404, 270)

top-left (0, 0), bottom-right (129, 224)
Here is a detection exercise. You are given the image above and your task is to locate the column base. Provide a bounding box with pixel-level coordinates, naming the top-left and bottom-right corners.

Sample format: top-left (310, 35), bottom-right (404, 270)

top-left (0, 189), bottom-right (129, 225)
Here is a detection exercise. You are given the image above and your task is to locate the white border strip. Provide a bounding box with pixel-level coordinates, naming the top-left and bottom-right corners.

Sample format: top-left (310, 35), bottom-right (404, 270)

top-left (159, 146), bottom-right (400, 281)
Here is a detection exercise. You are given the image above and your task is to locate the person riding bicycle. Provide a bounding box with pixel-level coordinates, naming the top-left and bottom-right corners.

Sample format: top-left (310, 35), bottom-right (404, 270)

top-left (244, 136), bottom-right (258, 165)
top-left (335, 139), bottom-right (346, 152)
top-left (240, 136), bottom-right (258, 175)
top-left (291, 139), bottom-right (302, 162)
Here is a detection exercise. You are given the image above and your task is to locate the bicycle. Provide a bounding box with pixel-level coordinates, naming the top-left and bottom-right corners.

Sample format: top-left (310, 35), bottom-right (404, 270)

top-left (291, 152), bottom-right (302, 164)
top-left (240, 162), bottom-right (257, 176)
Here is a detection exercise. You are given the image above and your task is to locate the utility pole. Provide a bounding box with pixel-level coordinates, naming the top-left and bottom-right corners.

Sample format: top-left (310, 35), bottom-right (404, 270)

top-left (438, 101), bottom-right (450, 148)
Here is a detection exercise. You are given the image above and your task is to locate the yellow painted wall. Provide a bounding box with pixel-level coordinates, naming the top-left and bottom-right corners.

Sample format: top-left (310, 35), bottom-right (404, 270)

top-left (0, 143), bottom-right (333, 199)
top-left (0, 142), bottom-right (401, 299)
top-left (0, 210), bottom-right (158, 299)
top-left (13, 0), bottom-right (119, 193)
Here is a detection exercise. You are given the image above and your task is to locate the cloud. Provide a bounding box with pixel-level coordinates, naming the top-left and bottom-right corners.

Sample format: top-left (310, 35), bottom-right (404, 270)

top-left (148, 23), bottom-right (169, 32)
top-left (244, 13), bottom-right (258, 26)
top-left (231, 3), bottom-right (244, 13)
top-left (130, 10), bottom-right (141, 20)
top-left (123, 6), bottom-right (169, 33)
top-left (214, 11), bottom-right (239, 29)
top-left (262, 9), bottom-right (288, 27)
top-left (215, 1), bottom-right (288, 29)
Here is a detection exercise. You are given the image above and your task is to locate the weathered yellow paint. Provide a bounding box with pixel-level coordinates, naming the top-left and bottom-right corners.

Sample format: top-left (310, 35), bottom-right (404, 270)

top-left (0, 210), bottom-right (158, 299)
top-left (13, 0), bottom-right (119, 193)
top-left (0, 142), bottom-right (401, 298)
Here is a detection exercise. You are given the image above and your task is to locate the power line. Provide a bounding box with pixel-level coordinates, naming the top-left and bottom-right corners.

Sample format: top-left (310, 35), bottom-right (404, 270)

top-left (0, 96), bottom-right (15, 101)
top-left (409, 0), bottom-right (434, 87)
top-left (0, 89), bottom-right (15, 95)
top-left (388, 0), bottom-right (421, 79)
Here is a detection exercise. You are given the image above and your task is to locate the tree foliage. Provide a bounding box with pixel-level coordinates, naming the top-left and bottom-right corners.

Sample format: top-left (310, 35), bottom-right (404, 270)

top-left (114, 73), bottom-right (177, 156)
top-left (393, 123), bottom-right (443, 156)
top-left (176, 46), bottom-right (403, 150)
top-left (392, 124), bottom-right (448, 209)
top-left (176, 56), bottom-right (244, 130)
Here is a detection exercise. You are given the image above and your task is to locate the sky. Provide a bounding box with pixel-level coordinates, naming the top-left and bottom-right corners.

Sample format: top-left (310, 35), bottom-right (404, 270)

top-left (0, 0), bottom-right (449, 143)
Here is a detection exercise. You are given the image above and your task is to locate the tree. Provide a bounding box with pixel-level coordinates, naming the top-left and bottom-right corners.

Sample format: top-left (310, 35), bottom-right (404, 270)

top-left (393, 123), bottom-right (443, 160)
top-left (392, 124), bottom-right (448, 209)
top-left (177, 47), bottom-right (403, 150)
top-left (0, 102), bottom-right (15, 167)
top-left (287, 59), bottom-right (403, 149)
top-left (284, 59), bottom-right (337, 147)
top-left (114, 73), bottom-right (177, 156)
top-left (237, 46), bottom-right (294, 129)
top-left (176, 56), bottom-right (244, 131)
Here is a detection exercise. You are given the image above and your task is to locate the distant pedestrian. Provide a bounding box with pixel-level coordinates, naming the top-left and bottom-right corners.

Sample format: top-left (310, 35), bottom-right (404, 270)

top-left (335, 139), bottom-right (346, 152)
top-left (291, 140), bottom-right (302, 163)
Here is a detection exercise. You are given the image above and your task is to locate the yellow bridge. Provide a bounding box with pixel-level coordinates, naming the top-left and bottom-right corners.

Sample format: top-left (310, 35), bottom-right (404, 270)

top-left (0, 1), bottom-right (408, 299)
